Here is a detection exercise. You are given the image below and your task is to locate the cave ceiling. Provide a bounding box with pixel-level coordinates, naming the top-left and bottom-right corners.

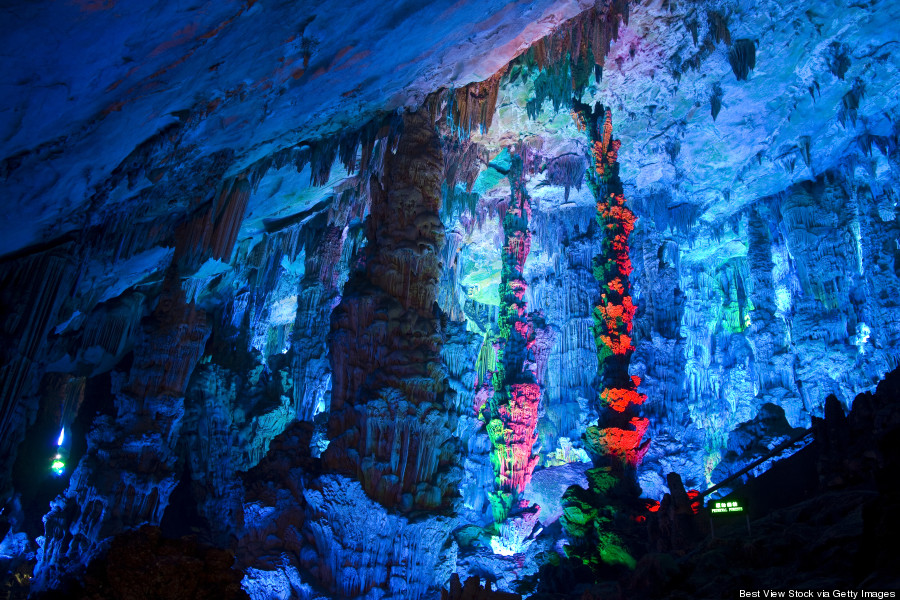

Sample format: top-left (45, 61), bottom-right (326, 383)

top-left (2, 0), bottom-right (900, 595)
top-left (3, 0), bottom-right (898, 260)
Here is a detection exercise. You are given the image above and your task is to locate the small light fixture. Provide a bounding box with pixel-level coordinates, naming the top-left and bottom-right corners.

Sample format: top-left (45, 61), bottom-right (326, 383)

top-left (51, 454), bottom-right (65, 476)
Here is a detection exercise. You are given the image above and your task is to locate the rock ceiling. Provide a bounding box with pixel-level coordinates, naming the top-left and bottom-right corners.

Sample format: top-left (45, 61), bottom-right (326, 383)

top-left (2, 0), bottom-right (900, 595)
top-left (3, 0), bottom-right (898, 261)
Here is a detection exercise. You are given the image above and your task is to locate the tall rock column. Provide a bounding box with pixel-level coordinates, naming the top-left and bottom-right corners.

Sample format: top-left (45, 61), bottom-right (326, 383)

top-left (482, 148), bottom-right (543, 555)
top-left (568, 102), bottom-right (648, 467)
top-left (561, 102), bottom-right (646, 573)
top-left (324, 108), bottom-right (458, 511)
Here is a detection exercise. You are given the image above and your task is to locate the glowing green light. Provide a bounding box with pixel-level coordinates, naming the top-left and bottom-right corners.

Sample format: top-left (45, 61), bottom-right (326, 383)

top-left (51, 455), bottom-right (65, 476)
top-left (710, 500), bottom-right (744, 514)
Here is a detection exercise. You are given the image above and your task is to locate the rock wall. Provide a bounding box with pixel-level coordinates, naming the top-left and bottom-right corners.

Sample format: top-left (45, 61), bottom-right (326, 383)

top-left (34, 278), bottom-right (211, 590)
top-left (633, 168), bottom-right (900, 493)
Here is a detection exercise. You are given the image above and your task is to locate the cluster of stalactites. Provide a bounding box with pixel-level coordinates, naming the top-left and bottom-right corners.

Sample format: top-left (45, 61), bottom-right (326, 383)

top-left (529, 0), bottom-right (630, 71)
top-left (519, 0), bottom-right (631, 119)
top-left (246, 113), bottom-right (405, 190)
top-left (445, 71), bottom-right (505, 137)
top-left (572, 102), bottom-right (648, 468)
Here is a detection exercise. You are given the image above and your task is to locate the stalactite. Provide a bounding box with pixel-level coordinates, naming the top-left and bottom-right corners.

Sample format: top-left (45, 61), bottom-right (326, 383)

top-left (440, 130), bottom-right (486, 225)
top-left (838, 79), bottom-right (866, 128)
top-left (448, 71), bottom-right (505, 137)
top-left (710, 83), bottom-right (724, 121)
top-left (707, 10), bottom-right (731, 46)
top-left (728, 39), bottom-right (757, 82)
top-left (173, 174), bottom-right (251, 273)
top-left (543, 154), bottom-right (587, 202)
top-left (827, 42), bottom-right (852, 80)
top-left (76, 293), bottom-right (145, 367)
top-left (210, 178), bottom-right (252, 261)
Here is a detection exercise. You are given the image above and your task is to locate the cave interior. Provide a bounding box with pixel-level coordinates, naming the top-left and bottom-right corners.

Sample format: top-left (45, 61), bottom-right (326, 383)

top-left (1, 0), bottom-right (900, 598)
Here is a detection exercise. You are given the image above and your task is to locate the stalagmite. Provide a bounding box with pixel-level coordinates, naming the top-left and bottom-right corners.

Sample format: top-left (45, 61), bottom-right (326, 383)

top-left (476, 146), bottom-right (548, 556)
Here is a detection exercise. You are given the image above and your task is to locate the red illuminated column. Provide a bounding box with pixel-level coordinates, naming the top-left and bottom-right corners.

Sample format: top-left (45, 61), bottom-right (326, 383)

top-left (574, 101), bottom-right (649, 468)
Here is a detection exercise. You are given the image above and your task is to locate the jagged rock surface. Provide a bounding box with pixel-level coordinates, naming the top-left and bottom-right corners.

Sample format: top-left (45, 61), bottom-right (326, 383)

top-left (34, 280), bottom-right (211, 590)
top-left (235, 422), bottom-right (458, 600)
top-left (1, 0), bottom-right (900, 597)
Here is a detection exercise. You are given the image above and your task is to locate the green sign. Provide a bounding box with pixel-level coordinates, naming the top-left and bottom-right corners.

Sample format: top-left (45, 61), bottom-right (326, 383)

top-left (710, 500), bottom-right (744, 514)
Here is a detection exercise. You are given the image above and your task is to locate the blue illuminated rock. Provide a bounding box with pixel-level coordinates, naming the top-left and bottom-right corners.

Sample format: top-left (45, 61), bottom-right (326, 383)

top-left (1, 0), bottom-right (900, 596)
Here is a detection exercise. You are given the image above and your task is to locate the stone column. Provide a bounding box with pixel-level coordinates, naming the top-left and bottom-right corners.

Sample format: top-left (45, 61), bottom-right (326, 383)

top-left (324, 108), bottom-right (458, 511)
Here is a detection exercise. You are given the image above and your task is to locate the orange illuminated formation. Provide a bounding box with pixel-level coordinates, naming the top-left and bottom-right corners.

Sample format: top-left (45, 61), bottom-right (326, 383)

top-left (572, 101), bottom-right (649, 468)
top-left (600, 386), bottom-right (646, 413)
